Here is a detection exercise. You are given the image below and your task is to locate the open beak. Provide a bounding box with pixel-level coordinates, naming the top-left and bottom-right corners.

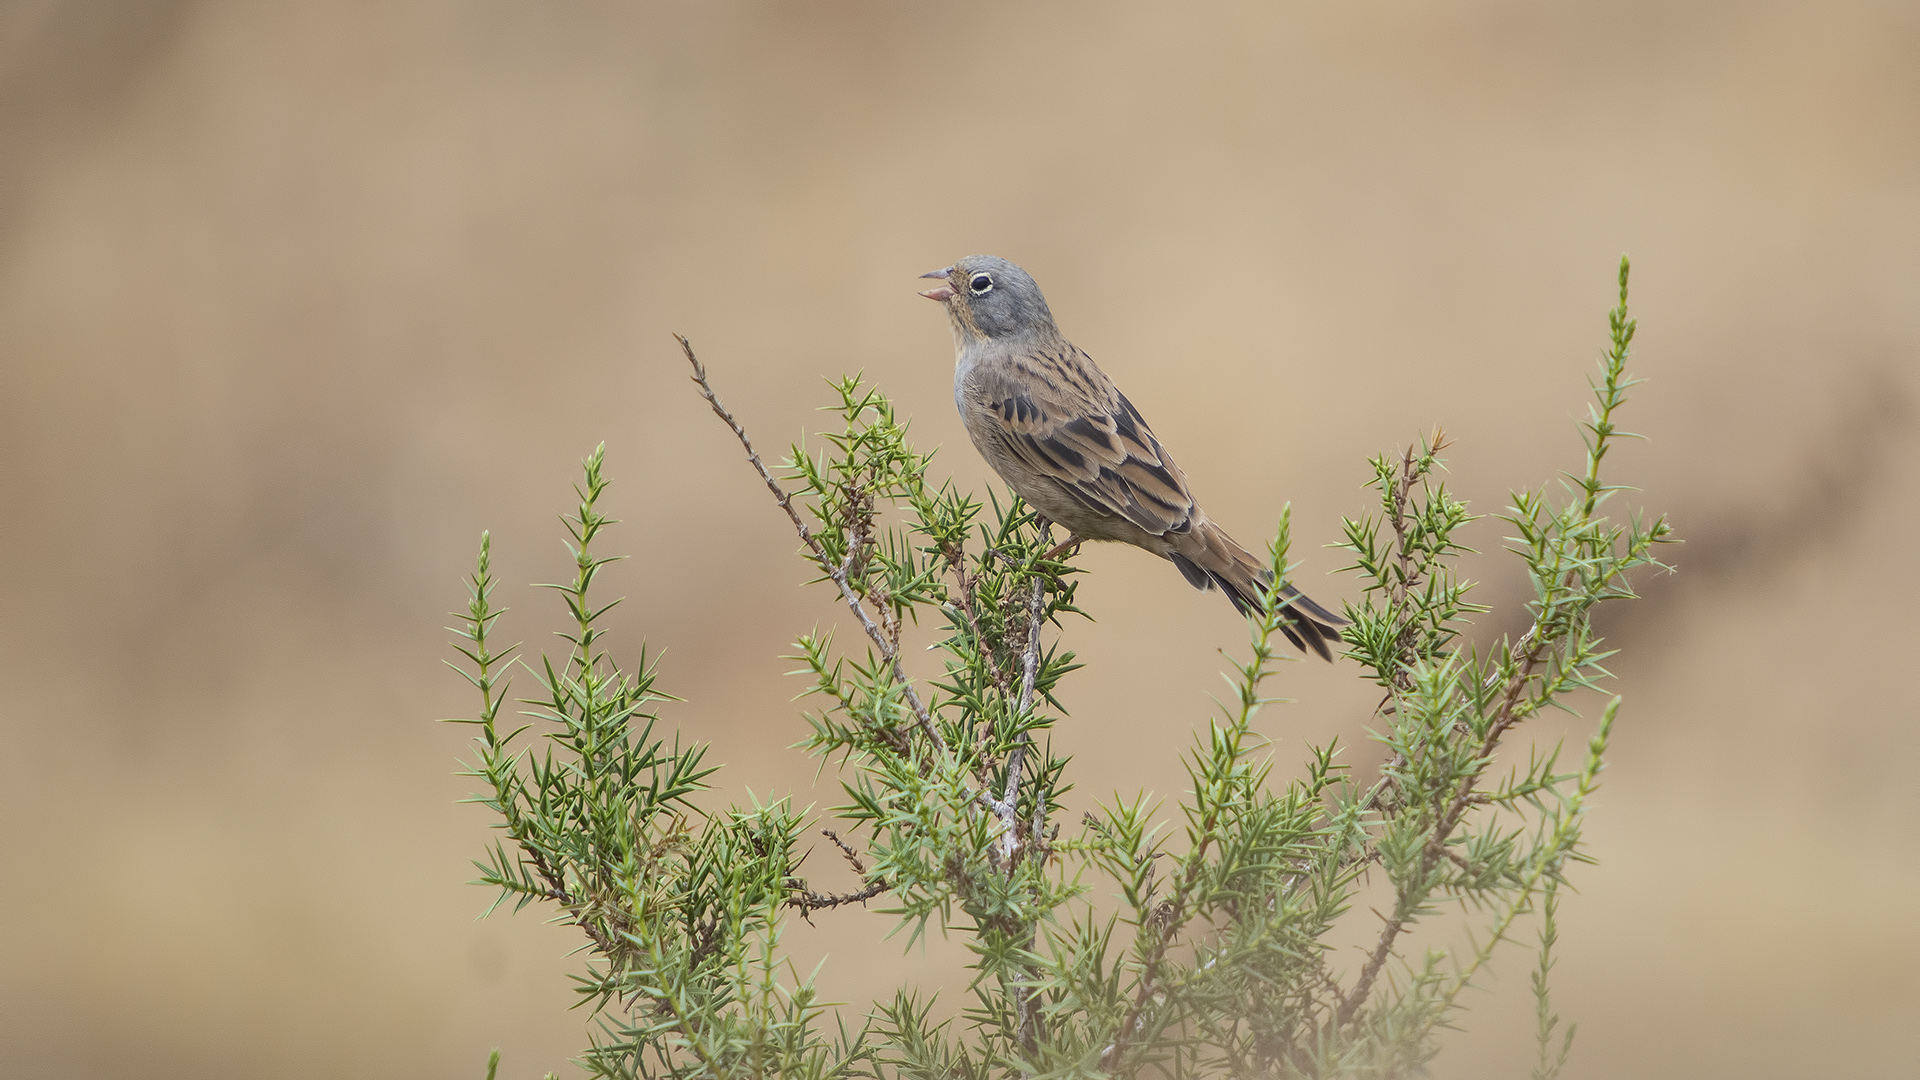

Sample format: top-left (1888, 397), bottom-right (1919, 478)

top-left (918, 267), bottom-right (955, 301)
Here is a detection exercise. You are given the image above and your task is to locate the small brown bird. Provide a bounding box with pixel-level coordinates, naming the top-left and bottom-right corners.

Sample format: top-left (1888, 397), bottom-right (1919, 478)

top-left (919, 255), bottom-right (1345, 659)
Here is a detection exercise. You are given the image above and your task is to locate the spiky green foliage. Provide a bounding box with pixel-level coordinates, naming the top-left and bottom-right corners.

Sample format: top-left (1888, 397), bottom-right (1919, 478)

top-left (447, 259), bottom-right (1671, 1078)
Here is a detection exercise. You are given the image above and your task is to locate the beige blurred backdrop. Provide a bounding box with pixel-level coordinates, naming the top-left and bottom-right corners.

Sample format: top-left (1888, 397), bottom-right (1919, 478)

top-left (2, 2), bottom-right (1916, 1077)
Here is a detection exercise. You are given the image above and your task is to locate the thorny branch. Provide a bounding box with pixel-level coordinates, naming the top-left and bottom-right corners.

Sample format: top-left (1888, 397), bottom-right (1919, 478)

top-left (1338, 578), bottom-right (1561, 1025)
top-left (998, 572), bottom-right (1050, 1052)
top-left (939, 541), bottom-right (1014, 770)
top-left (1362, 430), bottom-right (1449, 816)
top-left (1103, 802), bottom-right (1208, 1069)
top-left (991, 573), bottom-right (1047, 867)
top-left (1104, 557), bottom-right (1299, 1069)
top-left (1289, 435), bottom-right (1443, 956)
top-left (1386, 431), bottom-right (1449, 696)
top-left (1341, 288), bottom-right (1649, 1024)
top-left (680, 336), bottom-right (950, 758)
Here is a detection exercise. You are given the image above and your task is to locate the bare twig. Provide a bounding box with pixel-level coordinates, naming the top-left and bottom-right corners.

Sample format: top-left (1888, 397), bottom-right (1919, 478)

top-left (680, 336), bottom-right (949, 758)
top-left (786, 879), bottom-right (892, 918)
top-left (786, 829), bottom-right (891, 920)
top-left (822, 828), bottom-right (867, 873)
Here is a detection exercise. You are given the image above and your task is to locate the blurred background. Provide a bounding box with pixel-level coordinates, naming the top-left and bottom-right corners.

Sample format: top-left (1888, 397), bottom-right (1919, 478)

top-left (2, 2), bottom-right (1916, 1077)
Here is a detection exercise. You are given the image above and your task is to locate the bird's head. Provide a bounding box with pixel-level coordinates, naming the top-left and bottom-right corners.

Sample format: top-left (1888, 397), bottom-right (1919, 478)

top-left (919, 255), bottom-right (1058, 346)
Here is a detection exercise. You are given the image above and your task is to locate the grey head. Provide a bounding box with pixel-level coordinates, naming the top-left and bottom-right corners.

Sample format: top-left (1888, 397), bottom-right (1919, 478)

top-left (918, 255), bottom-right (1060, 346)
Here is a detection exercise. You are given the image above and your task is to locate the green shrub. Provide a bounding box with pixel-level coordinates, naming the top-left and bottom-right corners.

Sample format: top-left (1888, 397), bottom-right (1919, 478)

top-left (448, 258), bottom-right (1671, 1079)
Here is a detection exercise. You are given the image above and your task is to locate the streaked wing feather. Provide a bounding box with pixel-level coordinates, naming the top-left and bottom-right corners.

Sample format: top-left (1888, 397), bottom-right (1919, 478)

top-left (982, 352), bottom-right (1196, 537)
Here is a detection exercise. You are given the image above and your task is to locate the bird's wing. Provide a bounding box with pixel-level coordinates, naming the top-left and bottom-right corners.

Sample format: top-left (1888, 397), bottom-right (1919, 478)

top-left (974, 346), bottom-right (1198, 537)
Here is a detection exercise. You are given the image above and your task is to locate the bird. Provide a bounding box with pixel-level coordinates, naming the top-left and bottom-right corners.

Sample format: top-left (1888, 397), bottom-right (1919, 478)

top-left (918, 254), bottom-right (1346, 660)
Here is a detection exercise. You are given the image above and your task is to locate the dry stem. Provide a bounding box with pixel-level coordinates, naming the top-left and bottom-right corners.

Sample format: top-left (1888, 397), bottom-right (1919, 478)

top-left (787, 829), bottom-right (891, 920)
top-left (679, 336), bottom-right (949, 758)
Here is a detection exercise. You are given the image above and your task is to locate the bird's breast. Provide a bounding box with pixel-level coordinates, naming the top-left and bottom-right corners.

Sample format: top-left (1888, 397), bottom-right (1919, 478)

top-left (951, 348), bottom-right (981, 419)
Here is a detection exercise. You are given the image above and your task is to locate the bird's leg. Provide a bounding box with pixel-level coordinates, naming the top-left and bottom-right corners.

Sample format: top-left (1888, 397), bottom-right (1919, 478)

top-left (1039, 535), bottom-right (1084, 561)
top-left (1031, 514), bottom-right (1082, 561)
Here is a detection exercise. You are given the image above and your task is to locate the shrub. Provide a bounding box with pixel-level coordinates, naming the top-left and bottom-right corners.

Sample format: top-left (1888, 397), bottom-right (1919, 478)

top-left (448, 258), bottom-right (1671, 1079)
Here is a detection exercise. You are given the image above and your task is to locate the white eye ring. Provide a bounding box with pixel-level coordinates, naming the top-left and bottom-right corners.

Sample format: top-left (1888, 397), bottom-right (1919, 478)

top-left (968, 273), bottom-right (994, 295)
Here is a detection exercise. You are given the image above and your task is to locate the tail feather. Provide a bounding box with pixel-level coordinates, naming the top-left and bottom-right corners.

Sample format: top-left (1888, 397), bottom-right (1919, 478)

top-left (1167, 520), bottom-right (1347, 661)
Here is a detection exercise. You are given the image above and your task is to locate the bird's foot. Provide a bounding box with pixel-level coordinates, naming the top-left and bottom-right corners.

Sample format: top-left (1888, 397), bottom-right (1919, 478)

top-left (1039, 536), bottom-right (1084, 561)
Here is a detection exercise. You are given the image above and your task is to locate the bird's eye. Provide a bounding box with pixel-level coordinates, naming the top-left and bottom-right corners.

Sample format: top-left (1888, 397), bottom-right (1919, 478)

top-left (968, 273), bottom-right (994, 295)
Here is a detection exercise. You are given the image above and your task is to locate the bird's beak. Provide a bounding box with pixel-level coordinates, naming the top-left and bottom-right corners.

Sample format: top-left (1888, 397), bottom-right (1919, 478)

top-left (918, 267), bottom-right (955, 301)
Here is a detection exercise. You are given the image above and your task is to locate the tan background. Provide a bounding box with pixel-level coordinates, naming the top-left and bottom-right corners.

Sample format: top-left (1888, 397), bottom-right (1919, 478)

top-left (2, 2), bottom-right (1916, 1077)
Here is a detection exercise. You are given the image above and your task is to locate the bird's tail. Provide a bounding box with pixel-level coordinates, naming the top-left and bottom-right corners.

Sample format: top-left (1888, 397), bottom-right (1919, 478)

top-left (1165, 518), bottom-right (1348, 661)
